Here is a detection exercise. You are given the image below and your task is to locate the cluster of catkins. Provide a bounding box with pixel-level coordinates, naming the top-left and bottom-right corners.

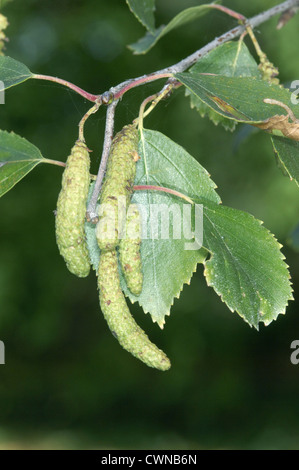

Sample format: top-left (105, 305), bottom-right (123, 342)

top-left (55, 124), bottom-right (171, 371)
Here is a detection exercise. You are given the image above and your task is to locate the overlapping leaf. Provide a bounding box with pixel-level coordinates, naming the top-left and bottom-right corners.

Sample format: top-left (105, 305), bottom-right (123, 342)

top-left (129, 4), bottom-right (216, 54)
top-left (186, 41), bottom-right (261, 131)
top-left (0, 130), bottom-right (45, 197)
top-left (85, 129), bottom-right (220, 327)
top-left (86, 129), bottom-right (292, 329)
top-left (176, 73), bottom-right (299, 135)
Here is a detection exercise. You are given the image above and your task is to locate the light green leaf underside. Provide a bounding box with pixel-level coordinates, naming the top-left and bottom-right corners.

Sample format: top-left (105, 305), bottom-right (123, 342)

top-left (0, 56), bottom-right (32, 90)
top-left (128, 3), bottom-right (217, 54)
top-left (0, 130), bottom-right (45, 197)
top-left (199, 199), bottom-right (293, 329)
top-left (176, 73), bottom-right (299, 127)
top-left (126, 0), bottom-right (156, 33)
top-left (186, 41), bottom-right (261, 131)
top-left (271, 136), bottom-right (299, 186)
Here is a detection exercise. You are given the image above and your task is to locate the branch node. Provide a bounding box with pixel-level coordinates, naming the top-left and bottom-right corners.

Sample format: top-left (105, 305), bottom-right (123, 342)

top-left (101, 91), bottom-right (115, 105)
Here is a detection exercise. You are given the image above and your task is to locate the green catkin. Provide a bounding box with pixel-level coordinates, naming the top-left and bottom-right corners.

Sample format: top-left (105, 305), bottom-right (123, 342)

top-left (96, 124), bottom-right (139, 252)
top-left (55, 140), bottom-right (91, 278)
top-left (98, 250), bottom-right (170, 371)
top-left (0, 14), bottom-right (8, 56)
top-left (119, 204), bottom-right (143, 296)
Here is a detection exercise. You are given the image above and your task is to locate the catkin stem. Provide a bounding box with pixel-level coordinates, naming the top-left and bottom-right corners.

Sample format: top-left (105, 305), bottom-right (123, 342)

top-left (87, 100), bottom-right (119, 222)
top-left (78, 101), bottom-right (101, 142)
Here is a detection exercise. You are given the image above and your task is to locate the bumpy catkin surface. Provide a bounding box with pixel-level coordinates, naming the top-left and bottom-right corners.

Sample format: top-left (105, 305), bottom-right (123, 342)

top-left (119, 204), bottom-right (143, 296)
top-left (98, 250), bottom-right (170, 371)
top-left (55, 141), bottom-right (91, 277)
top-left (96, 124), bottom-right (139, 251)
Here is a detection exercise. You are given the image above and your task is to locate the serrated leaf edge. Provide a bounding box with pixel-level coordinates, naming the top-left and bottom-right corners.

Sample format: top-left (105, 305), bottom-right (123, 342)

top-left (202, 214), bottom-right (293, 329)
top-left (271, 136), bottom-right (299, 187)
top-left (129, 251), bottom-right (206, 329)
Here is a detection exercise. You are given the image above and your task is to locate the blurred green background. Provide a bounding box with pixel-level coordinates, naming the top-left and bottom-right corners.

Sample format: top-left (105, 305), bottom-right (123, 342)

top-left (1, 0), bottom-right (299, 450)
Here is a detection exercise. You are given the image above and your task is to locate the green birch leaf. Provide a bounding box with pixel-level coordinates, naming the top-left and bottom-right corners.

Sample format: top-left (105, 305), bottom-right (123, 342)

top-left (190, 41), bottom-right (260, 77)
top-left (129, 4), bottom-right (217, 54)
top-left (0, 130), bottom-right (45, 197)
top-left (85, 129), bottom-right (220, 327)
top-left (176, 73), bottom-right (299, 131)
top-left (186, 41), bottom-right (261, 131)
top-left (199, 198), bottom-right (293, 329)
top-left (126, 0), bottom-right (156, 33)
top-left (271, 136), bottom-right (299, 186)
top-left (0, 56), bottom-right (32, 90)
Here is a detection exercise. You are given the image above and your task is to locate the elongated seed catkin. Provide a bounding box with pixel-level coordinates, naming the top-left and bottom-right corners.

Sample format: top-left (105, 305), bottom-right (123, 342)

top-left (55, 140), bottom-right (91, 277)
top-left (98, 250), bottom-right (170, 371)
top-left (119, 204), bottom-right (143, 296)
top-left (96, 124), bottom-right (139, 252)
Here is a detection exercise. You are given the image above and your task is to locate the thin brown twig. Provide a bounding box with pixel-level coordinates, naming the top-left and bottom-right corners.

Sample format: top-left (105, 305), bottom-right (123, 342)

top-left (32, 1), bottom-right (299, 105)
top-left (110, 0), bottom-right (299, 101)
top-left (86, 99), bottom-right (119, 222)
top-left (81, 0), bottom-right (299, 224)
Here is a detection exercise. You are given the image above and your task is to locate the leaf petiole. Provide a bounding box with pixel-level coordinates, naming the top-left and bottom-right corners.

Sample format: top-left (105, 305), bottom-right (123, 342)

top-left (134, 184), bottom-right (194, 204)
top-left (32, 74), bottom-right (100, 102)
